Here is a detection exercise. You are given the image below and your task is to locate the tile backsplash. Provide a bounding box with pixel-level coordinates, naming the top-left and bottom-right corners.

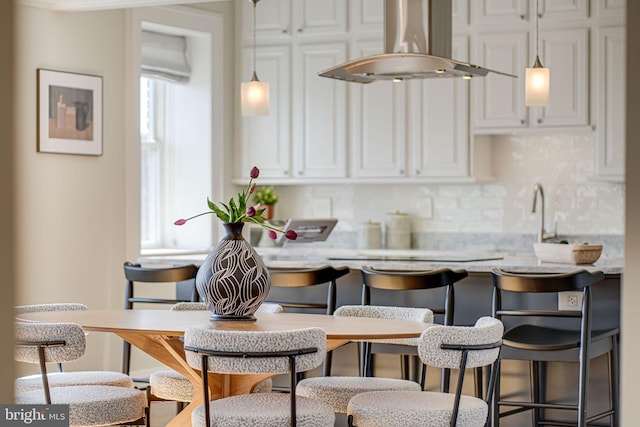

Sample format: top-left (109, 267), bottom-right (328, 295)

top-left (272, 131), bottom-right (624, 255)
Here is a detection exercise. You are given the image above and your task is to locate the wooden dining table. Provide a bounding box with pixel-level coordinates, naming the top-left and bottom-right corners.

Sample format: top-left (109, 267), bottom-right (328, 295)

top-left (16, 309), bottom-right (432, 426)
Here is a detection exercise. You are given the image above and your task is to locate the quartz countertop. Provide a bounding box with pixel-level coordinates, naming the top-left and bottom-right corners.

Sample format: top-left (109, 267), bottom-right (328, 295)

top-left (139, 247), bottom-right (623, 276)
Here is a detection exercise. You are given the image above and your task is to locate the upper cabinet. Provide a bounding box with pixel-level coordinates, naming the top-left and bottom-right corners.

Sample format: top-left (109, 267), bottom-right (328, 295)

top-left (471, 2), bottom-right (590, 132)
top-left (595, 26), bottom-right (625, 181)
top-left (242, 0), bottom-right (347, 41)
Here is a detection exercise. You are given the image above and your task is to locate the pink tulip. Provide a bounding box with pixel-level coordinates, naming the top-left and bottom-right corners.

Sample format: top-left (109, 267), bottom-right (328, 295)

top-left (285, 230), bottom-right (298, 240)
top-left (246, 206), bottom-right (256, 217)
top-left (268, 230), bottom-right (277, 240)
top-left (174, 219), bottom-right (187, 226)
top-left (250, 167), bottom-right (260, 179)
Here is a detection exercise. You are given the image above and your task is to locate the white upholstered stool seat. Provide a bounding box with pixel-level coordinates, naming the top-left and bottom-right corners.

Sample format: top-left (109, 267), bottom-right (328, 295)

top-left (297, 376), bottom-right (421, 414)
top-left (16, 371), bottom-right (134, 393)
top-left (191, 393), bottom-right (334, 427)
top-left (17, 385), bottom-right (147, 427)
top-left (15, 320), bottom-right (147, 426)
top-left (149, 369), bottom-right (273, 402)
top-left (347, 390), bottom-right (488, 427)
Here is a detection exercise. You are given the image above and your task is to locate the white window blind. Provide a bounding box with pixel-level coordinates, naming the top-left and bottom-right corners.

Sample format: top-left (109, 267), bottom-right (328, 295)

top-left (141, 30), bottom-right (191, 83)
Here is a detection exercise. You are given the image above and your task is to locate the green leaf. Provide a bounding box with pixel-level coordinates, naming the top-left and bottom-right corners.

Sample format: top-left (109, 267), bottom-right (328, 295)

top-left (207, 198), bottom-right (229, 222)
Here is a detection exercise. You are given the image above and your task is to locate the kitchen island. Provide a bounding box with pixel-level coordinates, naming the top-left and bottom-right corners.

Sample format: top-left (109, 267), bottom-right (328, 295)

top-left (138, 248), bottom-right (621, 427)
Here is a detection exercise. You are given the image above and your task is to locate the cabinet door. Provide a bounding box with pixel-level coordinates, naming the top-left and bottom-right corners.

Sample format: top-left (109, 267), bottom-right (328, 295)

top-left (533, 28), bottom-right (589, 127)
top-left (292, 42), bottom-right (347, 178)
top-left (242, 0), bottom-right (291, 40)
top-left (350, 41), bottom-right (407, 178)
top-left (473, 32), bottom-right (528, 129)
top-left (596, 26), bottom-right (625, 179)
top-left (596, 0), bottom-right (625, 19)
top-left (240, 46), bottom-right (292, 179)
top-left (294, 0), bottom-right (347, 36)
top-left (349, 0), bottom-right (384, 34)
top-left (474, 0), bottom-right (529, 25)
top-left (540, 0), bottom-right (589, 21)
top-left (411, 36), bottom-right (470, 178)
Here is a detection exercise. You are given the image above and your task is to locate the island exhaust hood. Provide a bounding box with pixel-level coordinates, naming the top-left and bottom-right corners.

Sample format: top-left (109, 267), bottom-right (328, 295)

top-left (319, 0), bottom-right (516, 83)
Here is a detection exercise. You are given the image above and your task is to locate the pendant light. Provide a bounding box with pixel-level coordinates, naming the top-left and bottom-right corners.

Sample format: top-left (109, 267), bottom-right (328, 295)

top-left (241, 0), bottom-right (269, 116)
top-left (525, 0), bottom-right (550, 106)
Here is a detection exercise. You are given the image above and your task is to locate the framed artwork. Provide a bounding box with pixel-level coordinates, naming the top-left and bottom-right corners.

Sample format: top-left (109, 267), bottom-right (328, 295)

top-left (37, 68), bottom-right (103, 156)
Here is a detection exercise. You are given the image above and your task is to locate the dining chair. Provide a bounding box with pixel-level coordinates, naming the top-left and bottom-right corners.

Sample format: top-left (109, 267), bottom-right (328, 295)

top-left (267, 265), bottom-right (350, 378)
top-left (183, 327), bottom-right (335, 427)
top-left (14, 303), bottom-right (136, 394)
top-left (122, 261), bottom-right (199, 380)
top-left (15, 321), bottom-right (147, 426)
top-left (346, 316), bottom-right (504, 427)
top-left (145, 301), bottom-right (282, 425)
top-left (295, 305), bottom-right (428, 415)
top-left (491, 268), bottom-right (619, 427)
top-left (360, 266), bottom-right (468, 392)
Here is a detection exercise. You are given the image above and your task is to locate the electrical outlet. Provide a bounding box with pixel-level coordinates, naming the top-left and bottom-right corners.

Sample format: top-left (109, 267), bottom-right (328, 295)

top-left (558, 291), bottom-right (583, 311)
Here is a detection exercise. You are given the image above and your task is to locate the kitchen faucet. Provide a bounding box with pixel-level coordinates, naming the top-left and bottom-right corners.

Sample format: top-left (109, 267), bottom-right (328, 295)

top-left (532, 183), bottom-right (557, 243)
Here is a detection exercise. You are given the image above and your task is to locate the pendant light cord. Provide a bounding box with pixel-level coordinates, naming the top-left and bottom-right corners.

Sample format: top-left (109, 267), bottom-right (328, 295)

top-left (535, 0), bottom-right (540, 58)
top-left (252, 0), bottom-right (257, 75)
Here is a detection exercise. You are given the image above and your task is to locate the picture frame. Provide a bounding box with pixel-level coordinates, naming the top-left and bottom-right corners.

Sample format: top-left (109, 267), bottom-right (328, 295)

top-left (37, 68), bottom-right (103, 156)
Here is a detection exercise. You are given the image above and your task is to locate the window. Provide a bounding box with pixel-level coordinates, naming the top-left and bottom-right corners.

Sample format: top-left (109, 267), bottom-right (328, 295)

top-left (131, 7), bottom-right (225, 255)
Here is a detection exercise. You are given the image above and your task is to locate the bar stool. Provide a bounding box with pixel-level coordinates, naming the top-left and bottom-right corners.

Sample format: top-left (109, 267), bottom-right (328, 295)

top-left (122, 262), bottom-right (199, 381)
top-left (360, 266), bottom-right (468, 391)
top-left (267, 265), bottom-right (350, 377)
top-left (491, 268), bottom-right (619, 427)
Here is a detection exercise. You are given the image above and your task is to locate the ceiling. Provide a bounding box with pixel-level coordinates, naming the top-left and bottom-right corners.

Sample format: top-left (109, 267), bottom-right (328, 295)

top-left (18, 0), bottom-right (227, 11)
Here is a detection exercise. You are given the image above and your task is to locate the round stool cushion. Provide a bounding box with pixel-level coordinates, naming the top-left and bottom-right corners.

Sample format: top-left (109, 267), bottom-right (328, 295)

top-left (149, 370), bottom-right (273, 402)
top-left (297, 376), bottom-right (421, 413)
top-left (191, 392), bottom-right (335, 427)
top-left (149, 370), bottom-right (194, 402)
top-left (347, 390), bottom-right (488, 427)
top-left (16, 385), bottom-right (147, 426)
top-left (16, 371), bottom-right (134, 394)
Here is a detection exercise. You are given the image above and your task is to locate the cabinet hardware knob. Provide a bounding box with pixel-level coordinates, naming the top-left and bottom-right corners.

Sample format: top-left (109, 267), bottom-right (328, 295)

top-left (415, 170), bottom-right (420, 175)
top-left (519, 14), bottom-right (525, 20)
top-left (399, 169), bottom-right (404, 175)
top-left (520, 119), bottom-right (525, 124)
top-left (282, 29), bottom-right (288, 34)
top-left (538, 118), bottom-right (543, 124)
top-left (298, 171), bottom-right (304, 176)
top-left (297, 28), bottom-right (303, 33)
top-left (283, 170), bottom-right (288, 175)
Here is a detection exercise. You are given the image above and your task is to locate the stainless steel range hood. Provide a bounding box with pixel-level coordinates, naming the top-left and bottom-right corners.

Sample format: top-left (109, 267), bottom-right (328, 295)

top-left (319, 0), bottom-right (516, 83)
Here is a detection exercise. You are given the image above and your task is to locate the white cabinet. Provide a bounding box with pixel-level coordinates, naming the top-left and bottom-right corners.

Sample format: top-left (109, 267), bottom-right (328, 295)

top-left (240, 46), bottom-right (291, 179)
top-left (595, 26), bottom-right (625, 180)
top-left (291, 42), bottom-right (348, 178)
top-left (473, 0), bottom-right (529, 25)
top-left (350, 41), bottom-right (407, 178)
top-left (410, 36), bottom-right (470, 178)
top-left (532, 28), bottom-right (589, 127)
top-left (473, 31), bottom-right (528, 129)
top-left (540, 0), bottom-right (589, 21)
top-left (472, 27), bottom-right (589, 131)
top-left (349, 0), bottom-right (384, 34)
top-left (242, 0), bottom-right (347, 40)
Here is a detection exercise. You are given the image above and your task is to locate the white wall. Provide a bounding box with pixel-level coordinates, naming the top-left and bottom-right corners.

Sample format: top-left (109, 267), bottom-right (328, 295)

top-left (14, 5), bottom-right (128, 373)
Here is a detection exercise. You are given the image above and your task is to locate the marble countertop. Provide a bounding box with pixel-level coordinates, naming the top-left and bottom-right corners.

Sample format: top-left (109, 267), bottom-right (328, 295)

top-left (139, 247), bottom-right (623, 275)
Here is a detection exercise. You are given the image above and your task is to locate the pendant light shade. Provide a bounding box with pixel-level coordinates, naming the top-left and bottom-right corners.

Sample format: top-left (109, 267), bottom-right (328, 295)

top-left (242, 0), bottom-right (269, 116)
top-left (525, 0), bottom-right (550, 107)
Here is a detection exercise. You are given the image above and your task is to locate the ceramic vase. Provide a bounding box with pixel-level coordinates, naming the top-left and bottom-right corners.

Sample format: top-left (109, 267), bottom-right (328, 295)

top-left (196, 222), bottom-right (270, 321)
